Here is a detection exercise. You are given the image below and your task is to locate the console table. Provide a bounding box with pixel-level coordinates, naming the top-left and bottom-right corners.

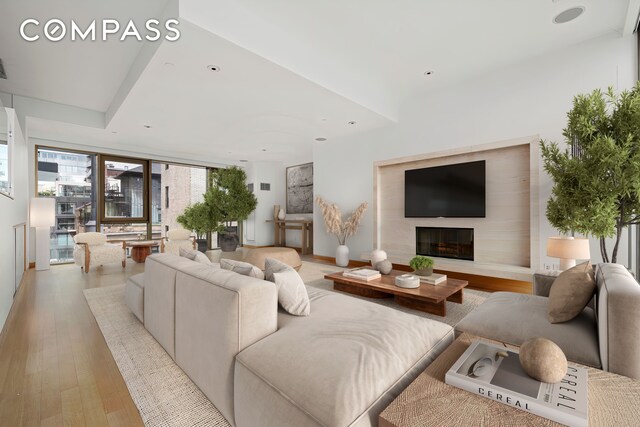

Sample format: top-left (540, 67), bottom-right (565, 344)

top-left (266, 219), bottom-right (313, 255)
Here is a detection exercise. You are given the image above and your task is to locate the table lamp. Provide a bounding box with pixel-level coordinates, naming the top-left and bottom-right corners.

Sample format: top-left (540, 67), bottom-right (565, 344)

top-left (30, 197), bottom-right (55, 271)
top-left (546, 236), bottom-right (590, 270)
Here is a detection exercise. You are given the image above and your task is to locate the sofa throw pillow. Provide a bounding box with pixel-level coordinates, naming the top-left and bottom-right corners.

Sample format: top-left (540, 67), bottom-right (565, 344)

top-left (265, 257), bottom-right (310, 316)
top-left (179, 248), bottom-right (212, 266)
top-left (220, 258), bottom-right (265, 280)
top-left (547, 262), bottom-right (595, 324)
top-left (264, 257), bottom-right (287, 280)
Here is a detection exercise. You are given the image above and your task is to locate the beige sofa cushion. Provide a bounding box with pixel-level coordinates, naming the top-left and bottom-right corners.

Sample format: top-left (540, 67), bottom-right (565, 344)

top-left (455, 292), bottom-right (600, 367)
top-left (221, 258), bottom-right (265, 280)
top-left (174, 262), bottom-right (278, 425)
top-left (234, 287), bottom-right (454, 427)
top-left (547, 262), bottom-right (595, 323)
top-left (125, 273), bottom-right (144, 323)
top-left (179, 247), bottom-right (213, 266)
top-left (265, 258), bottom-right (310, 316)
top-left (595, 263), bottom-right (640, 379)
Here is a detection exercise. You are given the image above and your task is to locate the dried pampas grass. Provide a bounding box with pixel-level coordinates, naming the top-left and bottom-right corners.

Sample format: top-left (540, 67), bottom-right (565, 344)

top-left (315, 196), bottom-right (368, 245)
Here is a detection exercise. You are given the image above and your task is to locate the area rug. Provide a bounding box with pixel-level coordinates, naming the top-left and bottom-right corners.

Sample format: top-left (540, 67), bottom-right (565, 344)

top-left (84, 261), bottom-right (488, 426)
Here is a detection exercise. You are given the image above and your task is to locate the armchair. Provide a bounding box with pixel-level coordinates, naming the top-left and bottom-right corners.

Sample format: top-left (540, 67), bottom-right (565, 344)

top-left (73, 232), bottom-right (126, 273)
top-left (160, 228), bottom-right (196, 255)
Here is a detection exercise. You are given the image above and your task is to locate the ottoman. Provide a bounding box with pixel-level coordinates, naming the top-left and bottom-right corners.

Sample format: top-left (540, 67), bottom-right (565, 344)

top-left (125, 273), bottom-right (145, 323)
top-left (244, 247), bottom-right (302, 271)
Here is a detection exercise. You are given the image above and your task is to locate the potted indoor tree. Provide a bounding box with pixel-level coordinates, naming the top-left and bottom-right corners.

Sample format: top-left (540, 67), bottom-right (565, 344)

top-left (176, 201), bottom-right (217, 252)
top-left (541, 83), bottom-right (640, 263)
top-left (409, 255), bottom-right (434, 276)
top-left (177, 166), bottom-right (257, 252)
top-left (206, 166), bottom-right (257, 251)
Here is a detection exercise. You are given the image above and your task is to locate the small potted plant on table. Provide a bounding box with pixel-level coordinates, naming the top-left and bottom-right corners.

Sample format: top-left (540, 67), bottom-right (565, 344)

top-left (409, 255), bottom-right (434, 276)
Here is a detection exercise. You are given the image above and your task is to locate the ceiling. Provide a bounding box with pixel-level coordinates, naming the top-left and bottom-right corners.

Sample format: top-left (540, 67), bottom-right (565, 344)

top-left (1, 0), bottom-right (637, 165)
top-left (0, 0), bottom-right (172, 112)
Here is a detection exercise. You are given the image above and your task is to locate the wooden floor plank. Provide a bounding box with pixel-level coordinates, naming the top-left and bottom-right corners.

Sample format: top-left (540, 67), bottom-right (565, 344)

top-left (61, 386), bottom-right (86, 427)
top-left (0, 263), bottom-right (145, 427)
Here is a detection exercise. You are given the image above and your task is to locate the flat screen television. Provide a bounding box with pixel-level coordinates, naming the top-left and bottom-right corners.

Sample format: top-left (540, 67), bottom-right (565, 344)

top-left (405, 160), bottom-right (486, 218)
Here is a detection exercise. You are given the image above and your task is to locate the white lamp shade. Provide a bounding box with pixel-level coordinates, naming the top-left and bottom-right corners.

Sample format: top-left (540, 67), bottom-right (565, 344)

top-left (30, 197), bottom-right (55, 227)
top-left (547, 236), bottom-right (591, 260)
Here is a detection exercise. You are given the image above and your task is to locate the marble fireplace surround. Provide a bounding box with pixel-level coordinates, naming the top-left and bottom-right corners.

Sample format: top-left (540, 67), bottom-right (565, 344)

top-left (373, 136), bottom-right (540, 282)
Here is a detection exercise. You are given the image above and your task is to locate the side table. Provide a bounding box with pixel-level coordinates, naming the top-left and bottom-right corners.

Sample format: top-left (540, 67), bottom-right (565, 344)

top-left (379, 333), bottom-right (640, 426)
top-left (127, 241), bottom-right (159, 263)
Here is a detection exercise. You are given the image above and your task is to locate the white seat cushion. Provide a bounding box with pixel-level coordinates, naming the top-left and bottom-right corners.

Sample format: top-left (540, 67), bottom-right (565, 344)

top-left (234, 287), bottom-right (454, 426)
top-left (74, 243), bottom-right (124, 267)
top-left (74, 232), bottom-right (107, 245)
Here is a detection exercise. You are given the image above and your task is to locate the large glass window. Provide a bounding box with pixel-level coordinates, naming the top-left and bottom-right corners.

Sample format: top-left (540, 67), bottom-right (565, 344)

top-left (37, 148), bottom-right (97, 264)
top-left (100, 156), bottom-right (149, 222)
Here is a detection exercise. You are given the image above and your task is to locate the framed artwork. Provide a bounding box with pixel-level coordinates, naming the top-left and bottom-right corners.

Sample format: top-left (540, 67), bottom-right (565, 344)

top-left (286, 162), bottom-right (313, 214)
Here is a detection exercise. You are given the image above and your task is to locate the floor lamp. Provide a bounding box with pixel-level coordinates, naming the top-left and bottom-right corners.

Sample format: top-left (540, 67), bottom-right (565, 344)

top-left (30, 197), bottom-right (55, 271)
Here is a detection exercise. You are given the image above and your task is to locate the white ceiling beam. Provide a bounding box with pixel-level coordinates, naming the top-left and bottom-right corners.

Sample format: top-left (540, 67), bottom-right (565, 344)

top-left (623, 0), bottom-right (640, 35)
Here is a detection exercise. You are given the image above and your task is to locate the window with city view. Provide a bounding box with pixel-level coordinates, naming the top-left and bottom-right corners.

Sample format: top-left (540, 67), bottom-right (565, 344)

top-left (37, 148), bottom-right (97, 264)
top-left (36, 147), bottom-right (222, 264)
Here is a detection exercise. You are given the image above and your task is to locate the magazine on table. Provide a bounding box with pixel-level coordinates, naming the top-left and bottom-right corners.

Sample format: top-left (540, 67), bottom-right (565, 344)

top-left (342, 268), bottom-right (381, 281)
top-left (417, 272), bottom-right (447, 285)
top-left (445, 340), bottom-right (588, 427)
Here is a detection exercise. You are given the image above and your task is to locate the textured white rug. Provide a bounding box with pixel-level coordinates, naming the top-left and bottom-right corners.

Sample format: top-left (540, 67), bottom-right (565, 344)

top-left (84, 261), bottom-right (488, 426)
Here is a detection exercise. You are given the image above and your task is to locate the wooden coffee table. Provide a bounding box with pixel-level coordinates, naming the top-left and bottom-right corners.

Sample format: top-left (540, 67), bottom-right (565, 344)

top-left (324, 270), bottom-right (468, 316)
top-left (127, 241), bottom-right (159, 263)
top-left (379, 333), bottom-right (640, 426)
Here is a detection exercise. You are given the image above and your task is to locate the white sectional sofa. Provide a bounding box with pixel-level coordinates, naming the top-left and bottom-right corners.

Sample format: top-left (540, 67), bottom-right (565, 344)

top-left (127, 253), bottom-right (454, 427)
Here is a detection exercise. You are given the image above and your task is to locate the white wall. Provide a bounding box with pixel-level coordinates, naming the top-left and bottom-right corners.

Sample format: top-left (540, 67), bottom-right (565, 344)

top-left (0, 107), bottom-right (29, 334)
top-left (314, 32), bottom-right (637, 270)
top-left (244, 161), bottom-right (286, 246)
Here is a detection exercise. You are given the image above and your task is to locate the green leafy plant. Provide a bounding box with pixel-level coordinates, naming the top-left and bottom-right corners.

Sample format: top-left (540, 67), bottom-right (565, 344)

top-left (409, 255), bottom-right (434, 271)
top-left (177, 166), bottom-right (258, 237)
top-left (540, 83), bottom-right (640, 263)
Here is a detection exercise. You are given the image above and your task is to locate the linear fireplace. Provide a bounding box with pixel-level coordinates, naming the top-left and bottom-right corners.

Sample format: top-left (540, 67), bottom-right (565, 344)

top-left (416, 227), bottom-right (474, 261)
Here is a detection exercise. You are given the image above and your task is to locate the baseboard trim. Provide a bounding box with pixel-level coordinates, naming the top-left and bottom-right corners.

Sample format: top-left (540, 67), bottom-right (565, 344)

top-left (312, 255), bottom-right (369, 268)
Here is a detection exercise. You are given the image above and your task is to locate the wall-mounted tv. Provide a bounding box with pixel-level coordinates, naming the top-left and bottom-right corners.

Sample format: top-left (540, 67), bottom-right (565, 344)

top-left (405, 160), bottom-right (486, 218)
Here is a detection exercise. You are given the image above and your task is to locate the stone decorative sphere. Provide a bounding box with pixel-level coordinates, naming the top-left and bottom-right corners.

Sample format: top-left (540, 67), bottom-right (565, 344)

top-left (375, 259), bottom-right (393, 275)
top-left (370, 249), bottom-right (388, 267)
top-left (519, 337), bottom-right (567, 384)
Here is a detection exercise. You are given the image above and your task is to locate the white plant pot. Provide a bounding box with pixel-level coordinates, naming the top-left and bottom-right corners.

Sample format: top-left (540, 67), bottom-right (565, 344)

top-left (336, 245), bottom-right (350, 267)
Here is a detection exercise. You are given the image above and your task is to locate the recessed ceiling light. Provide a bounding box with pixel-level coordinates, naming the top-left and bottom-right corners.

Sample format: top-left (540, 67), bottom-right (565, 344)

top-left (348, 121), bottom-right (357, 125)
top-left (143, 125), bottom-right (152, 129)
top-left (315, 137), bottom-right (327, 142)
top-left (553, 7), bottom-right (585, 24)
top-left (261, 148), bottom-right (267, 151)
top-left (111, 131), bottom-right (117, 134)
top-left (423, 70), bottom-right (434, 77)
top-left (164, 62), bottom-right (175, 67)
top-left (320, 118), bottom-right (327, 122)
top-left (239, 159), bottom-right (249, 162)
top-left (206, 65), bottom-right (221, 72)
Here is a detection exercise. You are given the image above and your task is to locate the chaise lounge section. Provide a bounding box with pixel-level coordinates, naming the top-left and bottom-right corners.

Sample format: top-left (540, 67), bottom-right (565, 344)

top-left (455, 263), bottom-right (640, 379)
top-left (136, 254), bottom-right (454, 426)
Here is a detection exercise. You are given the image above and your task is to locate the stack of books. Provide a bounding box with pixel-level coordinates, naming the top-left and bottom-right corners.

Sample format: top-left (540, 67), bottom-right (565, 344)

top-left (416, 272), bottom-right (447, 285)
top-left (343, 268), bottom-right (382, 281)
top-left (446, 340), bottom-right (588, 427)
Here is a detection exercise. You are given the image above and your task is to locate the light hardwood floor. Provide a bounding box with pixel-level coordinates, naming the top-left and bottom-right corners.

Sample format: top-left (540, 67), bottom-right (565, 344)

top-left (0, 262), bottom-right (146, 427)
